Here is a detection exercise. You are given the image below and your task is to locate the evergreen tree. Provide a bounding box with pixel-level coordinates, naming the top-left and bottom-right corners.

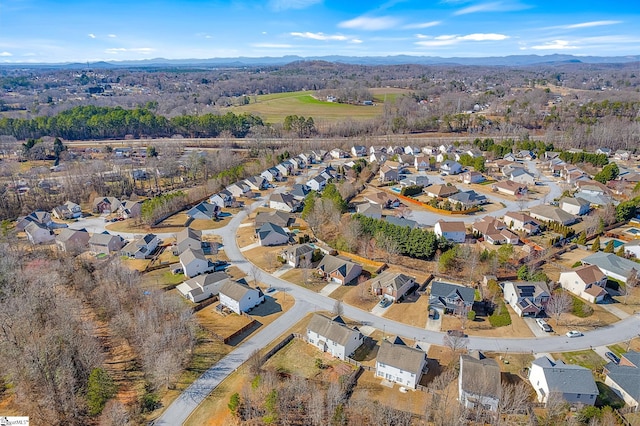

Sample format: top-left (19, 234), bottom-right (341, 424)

top-left (591, 236), bottom-right (601, 252)
top-left (576, 231), bottom-right (587, 245)
top-left (603, 240), bottom-right (615, 253)
top-left (86, 368), bottom-right (116, 416)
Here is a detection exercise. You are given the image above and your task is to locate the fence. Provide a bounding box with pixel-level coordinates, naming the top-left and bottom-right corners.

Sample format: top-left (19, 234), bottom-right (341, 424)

top-left (260, 333), bottom-right (296, 365)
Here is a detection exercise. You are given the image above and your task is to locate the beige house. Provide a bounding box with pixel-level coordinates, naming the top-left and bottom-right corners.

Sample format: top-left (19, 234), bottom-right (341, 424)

top-left (559, 265), bottom-right (608, 303)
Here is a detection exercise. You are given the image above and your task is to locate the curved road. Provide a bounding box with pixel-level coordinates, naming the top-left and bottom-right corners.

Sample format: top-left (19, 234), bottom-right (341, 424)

top-left (154, 181), bottom-right (640, 425)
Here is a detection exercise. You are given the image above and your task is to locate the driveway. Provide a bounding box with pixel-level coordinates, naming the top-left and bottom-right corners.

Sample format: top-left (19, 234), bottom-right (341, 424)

top-left (523, 317), bottom-right (553, 338)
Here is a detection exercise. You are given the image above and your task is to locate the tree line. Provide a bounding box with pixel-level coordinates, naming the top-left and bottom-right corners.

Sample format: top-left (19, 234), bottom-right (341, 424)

top-left (0, 105), bottom-right (264, 140)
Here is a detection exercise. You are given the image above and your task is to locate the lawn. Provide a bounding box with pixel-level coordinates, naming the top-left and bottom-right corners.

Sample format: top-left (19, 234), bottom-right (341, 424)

top-left (263, 338), bottom-right (355, 379)
top-left (228, 90), bottom-right (385, 123)
top-left (350, 370), bottom-right (431, 416)
top-left (242, 246), bottom-right (284, 272)
top-left (120, 257), bottom-right (151, 272)
top-left (280, 268), bottom-right (328, 292)
top-left (343, 280), bottom-right (379, 312)
top-left (441, 305), bottom-right (534, 338)
top-left (552, 350), bottom-right (607, 371)
top-left (236, 224), bottom-right (257, 248)
top-left (384, 293), bottom-right (430, 328)
top-left (196, 306), bottom-right (254, 341)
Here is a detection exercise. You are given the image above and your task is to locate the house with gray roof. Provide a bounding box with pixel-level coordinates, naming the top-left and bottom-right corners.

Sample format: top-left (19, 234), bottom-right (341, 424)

top-left (24, 221), bottom-right (54, 245)
top-left (582, 252), bottom-right (640, 283)
top-left (356, 202), bottom-right (382, 219)
top-left (187, 201), bottom-right (218, 220)
top-left (219, 281), bottom-right (264, 314)
top-left (429, 281), bottom-right (475, 314)
top-left (604, 351), bottom-right (640, 412)
top-left (176, 272), bottom-right (231, 303)
top-left (89, 232), bottom-right (125, 254)
top-left (384, 216), bottom-right (418, 229)
top-left (52, 201), bottom-right (82, 220)
top-left (370, 271), bottom-right (416, 302)
top-left (244, 175), bottom-right (268, 191)
top-left (209, 190), bottom-right (235, 209)
top-left (178, 248), bottom-right (216, 278)
top-left (56, 228), bottom-right (90, 252)
top-left (118, 200), bottom-right (142, 219)
top-left (290, 183), bottom-right (310, 201)
top-left (254, 211), bottom-right (295, 229)
top-left (16, 210), bottom-right (53, 231)
top-left (447, 190), bottom-right (487, 209)
top-left (375, 337), bottom-right (428, 389)
top-left (121, 233), bottom-right (159, 259)
top-left (529, 205), bottom-right (576, 226)
top-left (459, 353), bottom-right (501, 412)
top-left (174, 227), bottom-right (202, 255)
top-left (306, 314), bottom-right (363, 360)
top-left (503, 281), bottom-right (550, 317)
top-left (317, 255), bottom-right (362, 285)
top-left (282, 243), bottom-right (314, 268)
top-left (92, 197), bottom-right (121, 214)
top-left (528, 356), bottom-right (598, 406)
top-left (269, 192), bottom-right (301, 212)
top-left (257, 222), bottom-right (290, 246)
top-left (560, 197), bottom-right (591, 216)
top-left (509, 168), bottom-right (535, 185)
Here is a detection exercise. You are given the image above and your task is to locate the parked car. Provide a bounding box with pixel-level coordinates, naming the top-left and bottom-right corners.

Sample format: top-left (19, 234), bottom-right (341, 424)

top-left (536, 318), bottom-right (552, 332)
top-left (447, 329), bottom-right (467, 338)
top-left (378, 298), bottom-right (391, 308)
top-left (566, 330), bottom-right (583, 338)
top-left (605, 352), bottom-right (620, 364)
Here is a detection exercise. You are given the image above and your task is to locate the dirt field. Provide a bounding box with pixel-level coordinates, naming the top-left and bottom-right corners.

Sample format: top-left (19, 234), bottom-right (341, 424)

top-left (196, 306), bottom-right (253, 340)
top-left (121, 257), bottom-right (151, 271)
top-left (236, 224), bottom-right (257, 248)
top-left (343, 280), bottom-right (379, 311)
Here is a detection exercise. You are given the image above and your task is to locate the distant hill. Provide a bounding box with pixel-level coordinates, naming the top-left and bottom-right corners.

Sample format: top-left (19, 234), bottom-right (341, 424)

top-left (2, 54), bottom-right (639, 69)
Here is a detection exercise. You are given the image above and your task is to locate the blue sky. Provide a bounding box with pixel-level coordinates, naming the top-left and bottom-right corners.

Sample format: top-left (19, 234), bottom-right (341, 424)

top-left (0, 0), bottom-right (639, 63)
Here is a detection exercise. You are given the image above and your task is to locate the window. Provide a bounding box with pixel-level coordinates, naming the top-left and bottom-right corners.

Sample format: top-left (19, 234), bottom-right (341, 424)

top-left (576, 394), bottom-right (581, 399)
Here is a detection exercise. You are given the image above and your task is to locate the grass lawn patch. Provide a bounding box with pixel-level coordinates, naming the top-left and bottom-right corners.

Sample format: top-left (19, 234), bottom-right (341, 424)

top-left (350, 370), bottom-right (430, 416)
top-left (384, 294), bottom-right (430, 328)
top-left (279, 268), bottom-right (326, 291)
top-left (140, 269), bottom-right (185, 290)
top-left (489, 300), bottom-right (512, 327)
top-left (552, 350), bottom-right (606, 371)
top-left (606, 344), bottom-right (627, 358)
top-left (595, 381), bottom-right (625, 409)
top-left (342, 281), bottom-right (379, 312)
top-left (196, 306), bottom-right (253, 341)
top-left (121, 257), bottom-right (151, 272)
top-left (327, 284), bottom-right (354, 300)
top-left (263, 338), bottom-right (355, 379)
top-left (242, 246), bottom-right (284, 272)
top-left (571, 294), bottom-right (594, 318)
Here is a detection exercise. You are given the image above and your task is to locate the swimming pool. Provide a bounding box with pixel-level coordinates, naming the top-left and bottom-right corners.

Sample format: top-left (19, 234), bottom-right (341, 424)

top-left (611, 239), bottom-right (625, 249)
top-left (390, 187), bottom-right (401, 193)
top-left (626, 227), bottom-right (640, 235)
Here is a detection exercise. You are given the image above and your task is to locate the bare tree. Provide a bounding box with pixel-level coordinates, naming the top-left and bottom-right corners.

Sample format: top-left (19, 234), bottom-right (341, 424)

top-left (497, 381), bottom-right (533, 425)
top-left (443, 332), bottom-right (469, 355)
top-left (623, 268), bottom-right (638, 305)
top-left (376, 232), bottom-right (401, 264)
top-left (333, 300), bottom-right (344, 317)
top-left (428, 368), bottom-right (461, 426)
top-left (250, 263), bottom-right (262, 285)
top-left (546, 291), bottom-right (572, 326)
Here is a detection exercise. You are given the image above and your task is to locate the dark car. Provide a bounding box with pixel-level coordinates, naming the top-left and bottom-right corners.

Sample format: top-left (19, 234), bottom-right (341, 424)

top-left (605, 352), bottom-right (620, 364)
top-left (447, 329), bottom-right (467, 338)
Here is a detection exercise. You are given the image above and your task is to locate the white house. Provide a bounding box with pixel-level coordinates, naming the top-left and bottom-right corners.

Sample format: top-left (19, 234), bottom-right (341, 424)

top-left (559, 265), bottom-right (608, 303)
top-left (434, 220), bottom-right (466, 243)
top-left (560, 197), bottom-right (591, 216)
top-left (529, 205), bottom-right (576, 226)
top-left (502, 281), bottom-right (550, 317)
top-left (52, 201), bottom-right (82, 220)
top-left (503, 212), bottom-right (541, 235)
top-left (219, 281), bottom-right (264, 314)
top-left (351, 145), bottom-right (367, 157)
top-left (461, 171), bottom-right (485, 184)
top-left (121, 233), bottom-right (159, 259)
top-left (179, 248), bottom-right (215, 278)
top-left (257, 222), bottom-right (290, 246)
top-left (210, 190), bottom-right (234, 209)
top-left (529, 357), bottom-right (598, 406)
top-left (414, 156), bottom-right (430, 171)
top-left (582, 252), bottom-right (640, 283)
top-left (226, 182), bottom-right (251, 197)
top-left (24, 221), bottom-right (55, 244)
top-left (269, 192), bottom-right (301, 213)
top-left (509, 168), bottom-right (535, 185)
top-left (623, 239), bottom-right (640, 258)
top-left (375, 337), bottom-right (427, 389)
top-left (459, 353), bottom-right (501, 412)
top-left (306, 314), bottom-right (363, 360)
top-left (176, 272), bottom-right (231, 303)
top-left (604, 351), bottom-right (640, 412)
top-left (244, 175), bottom-right (268, 191)
top-left (440, 160), bottom-right (462, 175)
top-left (282, 244), bottom-right (314, 268)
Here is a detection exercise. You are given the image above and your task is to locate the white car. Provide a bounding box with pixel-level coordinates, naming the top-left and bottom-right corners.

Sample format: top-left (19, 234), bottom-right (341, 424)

top-left (566, 330), bottom-right (583, 338)
top-left (536, 318), bottom-right (552, 332)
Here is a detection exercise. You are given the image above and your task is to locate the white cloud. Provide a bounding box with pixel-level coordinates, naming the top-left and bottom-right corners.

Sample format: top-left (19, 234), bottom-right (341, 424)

top-left (0, 51), bottom-right (12, 57)
top-left (403, 21), bottom-right (441, 29)
top-left (104, 47), bottom-right (155, 54)
top-left (350, 39), bottom-right (363, 44)
top-left (338, 16), bottom-right (400, 31)
top-left (530, 40), bottom-right (577, 50)
top-left (290, 32), bottom-right (348, 41)
top-left (88, 33), bottom-right (96, 39)
top-left (454, 1), bottom-right (530, 15)
top-left (108, 34), bottom-right (117, 38)
top-left (269, 0), bottom-right (321, 11)
top-left (556, 20), bottom-right (622, 29)
top-left (251, 43), bottom-right (293, 48)
top-left (416, 32), bottom-right (509, 46)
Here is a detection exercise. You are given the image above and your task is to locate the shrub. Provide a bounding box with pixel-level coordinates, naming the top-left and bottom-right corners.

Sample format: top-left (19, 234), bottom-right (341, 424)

top-left (86, 368), bottom-right (116, 416)
top-left (400, 185), bottom-right (423, 197)
top-left (489, 301), bottom-right (512, 327)
top-left (228, 392), bottom-right (240, 416)
top-left (467, 310), bottom-right (476, 321)
top-left (571, 296), bottom-right (593, 318)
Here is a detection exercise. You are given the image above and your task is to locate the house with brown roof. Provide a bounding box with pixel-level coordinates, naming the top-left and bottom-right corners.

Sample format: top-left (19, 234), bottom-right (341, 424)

top-left (559, 265), bottom-right (608, 303)
top-left (92, 197), bottom-right (121, 214)
top-left (434, 220), bottom-right (466, 243)
top-left (425, 184), bottom-right (459, 199)
top-left (364, 191), bottom-right (400, 208)
top-left (306, 314), bottom-right (363, 360)
top-left (459, 353), bottom-right (501, 412)
top-left (460, 171), bottom-right (485, 184)
top-left (370, 271), bottom-right (416, 302)
top-left (317, 255), bottom-right (362, 285)
top-left (375, 337), bottom-right (428, 389)
top-left (415, 155), bottom-right (430, 171)
top-left (529, 205), bottom-right (576, 226)
top-left (503, 212), bottom-right (541, 235)
top-left (492, 180), bottom-right (527, 196)
top-left (472, 217), bottom-right (519, 245)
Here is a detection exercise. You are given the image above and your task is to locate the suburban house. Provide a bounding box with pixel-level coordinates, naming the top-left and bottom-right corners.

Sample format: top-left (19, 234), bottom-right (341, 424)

top-left (317, 255), bottom-right (362, 285)
top-left (529, 205), bottom-right (576, 226)
top-left (330, 148), bottom-right (349, 159)
top-left (440, 160), bottom-right (463, 175)
top-left (244, 175), bottom-right (268, 191)
top-left (176, 272), bottom-right (231, 303)
top-left (306, 314), bottom-right (364, 360)
top-left (187, 201), bottom-right (218, 220)
top-left (269, 193), bottom-right (301, 212)
top-left (425, 184), bottom-right (458, 199)
top-left (582, 252), bottom-right (640, 283)
top-left (434, 220), bottom-right (466, 243)
top-left (429, 281), bottom-right (475, 314)
top-left (604, 351), bottom-right (640, 412)
top-left (356, 202), bottom-right (382, 219)
top-left (219, 281), bottom-right (264, 314)
top-left (560, 197), bottom-right (591, 216)
top-left (370, 151), bottom-right (387, 164)
top-left (282, 243), bottom-right (315, 268)
top-left (257, 222), bottom-right (290, 246)
top-left (290, 183), bottom-right (310, 201)
top-left (174, 227), bottom-right (202, 255)
top-left (400, 175), bottom-right (429, 187)
top-left (351, 145), bottom-right (367, 157)
top-left (209, 190), bottom-right (235, 209)
top-left (16, 210), bottom-right (53, 231)
top-left (509, 168), bottom-right (535, 185)
top-left (260, 168), bottom-right (280, 183)
top-left (459, 353), bottom-right (501, 412)
top-left (623, 240), bottom-right (640, 258)
top-left (307, 175), bottom-right (328, 192)
top-left (379, 164), bottom-right (398, 183)
top-left (89, 232), bottom-right (125, 254)
top-left (92, 197), bottom-right (121, 214)
top-left (405, 145), bottom-right (421, 156)
top-left (528, 356), bottom-right (598, 406)
top-left (447, 190), bottom-right (487, 209)
top-left (615, 150), bottom-right (631, 161)
top-left (370, 271), bottom-right (416, 302)
top-left (364, 191), bottom-right (401, 208)
top-left (55, 228), bottom-right (90, 252)
top-left (254, 211), bottom-right (295, 229)
top-left (502, 281), bottom-right (550, 317)
top-left (503, 211), bottom-right (541, 235)
top-left (492, 180), bottom-right (527, 196)
top-left (472, 216), bottom-right (519, 245)
top-left (559, 265), bottom-right (608, 303)
top-left (178, 248), bottom-right (217, 278)
top-left (375, 337), bottom-right (428, 389)
top-left (118, 200), bottom-right (142, 219)
top-left (24, 221), bottom-right (55, 244)
top-left (226, 181), bottom-right (252, 197)
top-left (415, 156), bottom-right (430, 171)
top-left (460, 171), bottom-right (486, 184)
top-left (121, 233), bottom-right (159, 259)
top-left (385, 216), bottom-right (418, 229)
top-left (52, 201), bottom-right (82, 220)
top-left (275, 162), bottom-right (293, 177)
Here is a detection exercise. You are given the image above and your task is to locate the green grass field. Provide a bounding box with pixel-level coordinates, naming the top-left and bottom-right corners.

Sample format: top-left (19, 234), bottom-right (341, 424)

top-left (228, 89), bottom-right (408, 124)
